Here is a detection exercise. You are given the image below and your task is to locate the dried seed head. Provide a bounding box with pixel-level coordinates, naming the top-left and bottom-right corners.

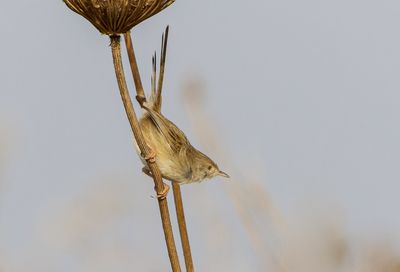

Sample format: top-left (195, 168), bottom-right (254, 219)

top-left (63, 0), bottom-right (175, 35)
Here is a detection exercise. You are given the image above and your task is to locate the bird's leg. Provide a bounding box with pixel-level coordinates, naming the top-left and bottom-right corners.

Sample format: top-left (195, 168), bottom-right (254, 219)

top-left (142, 166), bottom-right (153, 177)
top-left (142, 166), bottom-right (170, 200)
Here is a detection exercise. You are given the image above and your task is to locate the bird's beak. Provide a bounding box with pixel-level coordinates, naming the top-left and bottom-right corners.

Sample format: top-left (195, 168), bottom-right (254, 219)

top-left (218, 170), bottom-right (230, 178)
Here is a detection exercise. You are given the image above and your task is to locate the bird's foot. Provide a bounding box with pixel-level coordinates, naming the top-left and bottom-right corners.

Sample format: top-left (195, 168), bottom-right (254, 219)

top-left (156, 183), bottom-right (170, 200)
top-left (142, 167), bottom-right (169, 199)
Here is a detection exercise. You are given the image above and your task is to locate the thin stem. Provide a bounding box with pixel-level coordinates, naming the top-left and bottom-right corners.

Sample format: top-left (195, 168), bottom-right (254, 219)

top-left (110, 35), bottom-right (181, 272)
top-left (123, 29), bottom-right (196, 271)
top-left (172, 183), bottom-right (194, 272)
top-left (124, 31), bottom-right (147, 107)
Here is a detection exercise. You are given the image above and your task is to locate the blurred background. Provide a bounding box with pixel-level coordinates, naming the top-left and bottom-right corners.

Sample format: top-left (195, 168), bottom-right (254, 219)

top-left (1, 0), bottom-right (400, 271)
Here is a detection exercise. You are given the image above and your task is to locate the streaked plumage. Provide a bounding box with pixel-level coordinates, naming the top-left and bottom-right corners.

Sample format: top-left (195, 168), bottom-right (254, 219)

top-left (136, 27), bottom-right (229, 184)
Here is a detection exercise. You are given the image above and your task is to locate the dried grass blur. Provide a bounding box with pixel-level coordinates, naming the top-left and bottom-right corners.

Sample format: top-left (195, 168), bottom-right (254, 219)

top-left (180, 78), bottom-right (400, 272)
top-left (0, 121), bottom-right (13, 194)
top-left (0, 82), bottom-right (399, 271)
top-left (0, 123), bottom-right (10, 173)
top-left (40, 178), bottom-right (166, 272)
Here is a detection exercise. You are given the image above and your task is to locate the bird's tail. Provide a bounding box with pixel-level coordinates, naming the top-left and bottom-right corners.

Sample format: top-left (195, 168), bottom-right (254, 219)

top-left (148, 26), bottom-right (169, 114)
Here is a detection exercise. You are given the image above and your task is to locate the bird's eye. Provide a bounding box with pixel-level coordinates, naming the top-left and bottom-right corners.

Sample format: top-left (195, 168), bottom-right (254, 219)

top-left (207, 165), bottom-right (212, 170)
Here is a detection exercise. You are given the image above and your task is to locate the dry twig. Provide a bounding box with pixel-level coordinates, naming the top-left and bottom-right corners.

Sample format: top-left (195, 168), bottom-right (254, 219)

top-left (173, 183), bottom-right (194, 272)
top-left (63, 1), bottom-right (181, 270)
top-left (110, 36), bottom-right (181, 272)
top-left (124, 27), bottom-right (195, 272)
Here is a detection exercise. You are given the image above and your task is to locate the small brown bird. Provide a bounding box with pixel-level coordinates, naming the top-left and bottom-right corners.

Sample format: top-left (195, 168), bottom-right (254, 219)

top-left (136, 27), bottom-right (229, 194)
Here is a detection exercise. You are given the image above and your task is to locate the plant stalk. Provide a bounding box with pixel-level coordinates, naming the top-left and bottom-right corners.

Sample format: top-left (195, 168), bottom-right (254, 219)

top-left (124, 31), bottom-right (147, 107)
top-left (110, 35), bottom-right (181, 272)
top-left (123, 30), bottom-right (195, 271)
top-left (172, 183), bottom-right (194, 272)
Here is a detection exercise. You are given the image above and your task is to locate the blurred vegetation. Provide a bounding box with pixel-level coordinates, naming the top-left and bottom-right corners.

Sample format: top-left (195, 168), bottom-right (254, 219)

top-left (0, 81), bottom-right (399, 271)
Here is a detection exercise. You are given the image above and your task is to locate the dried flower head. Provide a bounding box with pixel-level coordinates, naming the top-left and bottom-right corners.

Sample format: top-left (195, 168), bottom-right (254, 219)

top-left (63, 0), bottom-right (175, 35)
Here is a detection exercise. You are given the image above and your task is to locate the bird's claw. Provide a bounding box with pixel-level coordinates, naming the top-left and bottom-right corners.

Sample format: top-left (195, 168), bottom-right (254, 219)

top-left (156, 183), bottom-right (170, 200)
top-left (142, 167), bottom-right (169, 199)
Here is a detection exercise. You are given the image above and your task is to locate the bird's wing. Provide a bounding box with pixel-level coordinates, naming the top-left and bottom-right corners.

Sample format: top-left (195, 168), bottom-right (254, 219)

top-left (143, 105), bottom-right (189, 152)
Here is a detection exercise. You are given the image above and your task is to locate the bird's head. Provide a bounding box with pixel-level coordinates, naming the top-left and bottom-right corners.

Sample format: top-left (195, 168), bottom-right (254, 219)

top-left (192, 151), bottom-right (229, 181)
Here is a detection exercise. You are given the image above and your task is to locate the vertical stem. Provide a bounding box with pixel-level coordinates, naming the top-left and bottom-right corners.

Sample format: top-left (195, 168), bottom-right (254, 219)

top-left (110, 35), bottom-right (181, 272)
top-left (172, 183), bottom-right (194, 272)
top-left (124, 31), bottom-right (147, 106)
top-left (124, 30), bottom-right (196, 271)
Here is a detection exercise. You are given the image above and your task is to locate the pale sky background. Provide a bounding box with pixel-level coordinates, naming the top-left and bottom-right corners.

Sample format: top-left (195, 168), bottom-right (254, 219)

top-left (1, 0), bottom-right (400, 271)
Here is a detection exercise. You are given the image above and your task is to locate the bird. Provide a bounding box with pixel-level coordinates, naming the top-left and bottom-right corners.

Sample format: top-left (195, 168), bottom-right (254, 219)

top-left (136, 26), bottom-right (229, 198)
